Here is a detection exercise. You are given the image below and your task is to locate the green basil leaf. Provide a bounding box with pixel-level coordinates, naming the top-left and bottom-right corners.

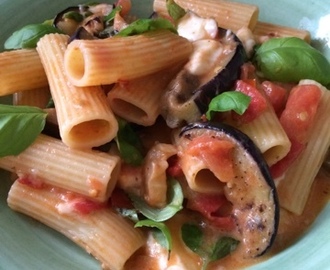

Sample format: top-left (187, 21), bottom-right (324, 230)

top-left (181, 223), bottom-right (203, 252)
top-left (206, 91), bottom-right (251, 120)
top-left (115, 118), bottom-right (144, 166)
top-left (253, 37), bottom-right (330, 87)
top-left (104, 6), bottom-right (122, 25)
top-left (210, 236), bottom-right (240, 261)
top-left (4, 24), bottom-right (63, 50)
top-left (117, 18), bottom-right (177, 37)
top-left (0, 105), bottom-right (47, 157)
top-left (130, 178), bottom-right (183, 222)
top-left (166, 0), bottom-right (186, 21)
top-left (135, 220), bottom-right (172, 251)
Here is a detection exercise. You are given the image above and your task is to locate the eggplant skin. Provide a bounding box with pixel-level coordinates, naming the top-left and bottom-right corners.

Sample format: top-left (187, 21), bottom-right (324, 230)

top-left (178, 121), bottom-right (279, 257)
top-left (161, 30), bottom-right (246, 129)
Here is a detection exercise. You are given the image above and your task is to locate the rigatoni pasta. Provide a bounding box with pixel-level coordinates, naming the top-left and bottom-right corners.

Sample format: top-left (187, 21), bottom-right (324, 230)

top-left (64, 30), bottom-right (193, 87)
top-left (0, 134), bottom-right (121, 202)
top-left (37, 33), bottom-right (118, 149)
top-left (107, 64), bottom-right (183, 126)
top-left (0, 49), bottom-right (47, 96)
top-left (153, 0), bottom-right (259, 32)
top-left (7, 180), bottom-right (145, 270)
top-left (277, 80), bottom-right (330, 215)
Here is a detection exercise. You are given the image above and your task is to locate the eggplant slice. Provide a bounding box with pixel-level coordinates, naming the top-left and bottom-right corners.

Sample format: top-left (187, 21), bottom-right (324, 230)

top-left (161, 28), bottom-right (246, 128)
top-left (177, 122), bottom-right (279, 258)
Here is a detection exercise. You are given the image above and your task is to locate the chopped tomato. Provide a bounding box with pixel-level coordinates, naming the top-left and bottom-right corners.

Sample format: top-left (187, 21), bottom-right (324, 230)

top-left (271, 84), bottom-right (322, 178)
top-left (186, 192), bottom-right (235, 231)
top-left (115, 0), bottom-right (132, 16)
top-left (280, 84), bottom-right (321, 144)
top-left (270, 138), bottom-right (305, 179)
top-left (261, 81), bottom-right (288, 117)
top-left (232, 80), bottom-right (267, 124)
top-left (166, 155), bottom-right (184, 178)
top-left (185, 135), bottom-right (235, 182)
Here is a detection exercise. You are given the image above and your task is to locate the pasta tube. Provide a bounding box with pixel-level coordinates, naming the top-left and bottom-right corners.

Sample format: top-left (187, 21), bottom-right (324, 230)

top-left (64, 30), bottom-right (193, 86)
top-left (8, 180), bottom-right (145, 270)
top-left (0, 49), bottom-right (47, 96)
top-left (0, 134), bottom-right (121, 202)
top-left (107, 64), bottom-right (183, 126)
top-left (37, 33), bottom-right (118, 149)
top-left (277, 80), bottom-right (330, 215)
top-left (153, 0), bottom-right (259, 32)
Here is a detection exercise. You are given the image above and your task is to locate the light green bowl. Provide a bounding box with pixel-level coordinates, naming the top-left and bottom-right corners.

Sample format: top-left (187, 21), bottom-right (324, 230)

top-left (0, 1), bottom-right (329, 269)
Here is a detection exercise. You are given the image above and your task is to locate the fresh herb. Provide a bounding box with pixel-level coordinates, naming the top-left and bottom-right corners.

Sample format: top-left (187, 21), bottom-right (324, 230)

top-left (181, 223), bottom-right (239, 268)
top-left (206, 91), bottom-right (251, 120)
top-left (135, 219), bottom-right (172, 251)
top-left (0, 105), bottom-right (47, 157)
top-left (129, 178), bottom-right (183, 222)
top-left (253, 37), bottom-right (330, 87)
top-left (4, 23), bottom-right (63, 50)
top-left (181, 223), bottom-right (203, 252)
top-left (116, 18), bottom-right (177, 37)
top-left (104, 6), bottom-right (122, 25)
top-left (115, 118), bottom-right (144, 166)
top-left (166, 0), bottom-right (186, 21)
top-left (210, 237), bottom-right (240, 261)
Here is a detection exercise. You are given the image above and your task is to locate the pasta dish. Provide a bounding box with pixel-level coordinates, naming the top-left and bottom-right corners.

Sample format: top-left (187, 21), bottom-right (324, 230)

top-left (0, 0), bottom-right (329, 269)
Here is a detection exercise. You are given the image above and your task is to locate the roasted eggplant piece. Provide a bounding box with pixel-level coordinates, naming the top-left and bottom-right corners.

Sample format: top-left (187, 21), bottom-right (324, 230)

top-left (176, 122), bottom-right (279, 258)
top-left (161, 28), bottom-right (246, 128)
top-left (53, 3), bottom-right (116, 39)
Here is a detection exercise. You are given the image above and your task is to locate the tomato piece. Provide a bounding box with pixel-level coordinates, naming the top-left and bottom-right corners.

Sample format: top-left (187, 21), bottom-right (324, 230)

top-left (186, 192), bottom-right (235, 231)
top-left (233, 80), bottom-right (267, 124)
top-left (270, 138), bottom-right (305, 179)
top-left (261, 81), bottom-right (288, 116)
top-left (271, 84), bottom-right (322, 178)
top-left (280, 84), bottom-right (321, 144)
top-left (166, 155), bottom-right (184, 178)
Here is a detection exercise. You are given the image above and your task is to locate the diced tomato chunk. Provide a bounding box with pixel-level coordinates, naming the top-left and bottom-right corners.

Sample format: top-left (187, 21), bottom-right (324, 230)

top-left (261, 81), bottom-right (288, 116)
top-left (186, 192), bottom-right (235, 231)
top-left (232, 80), bottom-right (267, 124)
top-left (166, 155), bottom-right (184, 178)
top-left (271, 84), bottom-right (322, 178)
top-left (270, 138), bottom-right (305, 179)
top-left (280, 84), bottom-right (321, 144)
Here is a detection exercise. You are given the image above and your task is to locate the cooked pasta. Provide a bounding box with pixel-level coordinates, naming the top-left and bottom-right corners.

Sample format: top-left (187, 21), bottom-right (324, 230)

top-left (64, 30), bottom-right (193, 87)
top-left (153, 0), bottom-right (259, 32)
top-left (277, 80), bottom-right (330, 215)
top-left (0, 134), bottom-right (121, 202)
top-left (8, 180), bottom-right (145, 270)
top-left (107, 64), bottom-right (183, 126)
top-left (0, 49), bottom-right (48, 96)
top-left (0, 1), bottom-right (329, 270)
top-left (37, 33), bottom-right (118, 149)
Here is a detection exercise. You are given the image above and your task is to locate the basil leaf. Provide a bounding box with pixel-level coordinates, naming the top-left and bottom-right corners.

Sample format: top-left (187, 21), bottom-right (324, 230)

top-left (104, 6), bottom-right (122, 25)
top-left (135, 220), bottom-right (172, 251)
top-left (115, 118), bottom-right (144, 166)
top-left (181, 223), bottom-right (203, 252)
top-left (206, 91), bottom-right (251, 120)
top-left (4, 24), bottom-right (63, 50)
top-left (0, 105), bottom-right (47, 157)
top-left (166, 0), bottom-right (186, 21)
top-left (130, 178), bottom-right (183, 222)
top-left (253, 37), bottom-right (330, 87)
top-left (210, 236), bottom-right (240, 261)
top-left (117, 18), bottom-right (177, 37)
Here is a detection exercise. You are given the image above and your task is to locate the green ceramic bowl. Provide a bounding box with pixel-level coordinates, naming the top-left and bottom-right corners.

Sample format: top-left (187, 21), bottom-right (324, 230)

top-left (0, 1), bottom-right (329, 269)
